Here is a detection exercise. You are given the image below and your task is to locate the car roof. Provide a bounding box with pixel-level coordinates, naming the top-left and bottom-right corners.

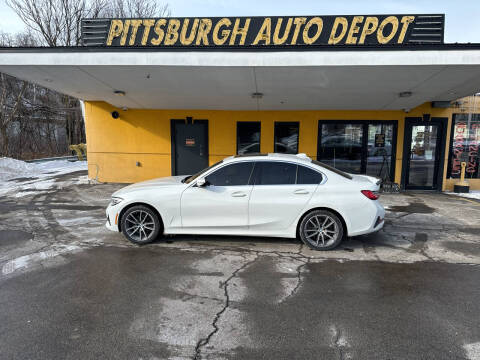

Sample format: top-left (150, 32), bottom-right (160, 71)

top-left (225, 153), bottom-right (313, 165)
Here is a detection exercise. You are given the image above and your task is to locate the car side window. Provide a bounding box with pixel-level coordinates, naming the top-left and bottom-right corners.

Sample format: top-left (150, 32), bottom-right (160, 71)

top-left (255, 162), bottom-right (297, 185)
top-left (297, 165), bottom-right (322, 184)
top-left (205, 162), bottom-right (254, 186)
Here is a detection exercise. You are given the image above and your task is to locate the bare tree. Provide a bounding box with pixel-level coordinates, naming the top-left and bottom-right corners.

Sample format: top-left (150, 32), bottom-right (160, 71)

top-left (0, 73), bottom-right (27, 156)
top-left (0, 32), bottom-right (30, 156)
top-left (102, 0), bottom-right (170, 18)
top-left (7, 0), bottom-right (171, 46)
top-left (2, 0), bottom-right (170, 158)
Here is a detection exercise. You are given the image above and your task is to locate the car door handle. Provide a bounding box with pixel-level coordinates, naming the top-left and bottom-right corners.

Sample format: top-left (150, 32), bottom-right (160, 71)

top-left (293, 189), bottom-right (309, 195)
top-left (231, 191), bottom-right (247, 197)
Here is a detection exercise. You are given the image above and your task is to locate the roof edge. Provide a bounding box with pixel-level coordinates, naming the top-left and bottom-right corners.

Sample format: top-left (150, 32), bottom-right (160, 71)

top-left (1, 43), bottom-right (480, 53)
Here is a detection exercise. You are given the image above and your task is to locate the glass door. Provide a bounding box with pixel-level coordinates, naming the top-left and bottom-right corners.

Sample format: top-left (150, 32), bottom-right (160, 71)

top-left (404, 121), bottom-right (443, 190)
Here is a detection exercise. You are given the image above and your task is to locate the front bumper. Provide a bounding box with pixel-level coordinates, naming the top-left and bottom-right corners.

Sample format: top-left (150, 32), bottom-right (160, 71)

top-left (105, 204), bottom-right (120, 232)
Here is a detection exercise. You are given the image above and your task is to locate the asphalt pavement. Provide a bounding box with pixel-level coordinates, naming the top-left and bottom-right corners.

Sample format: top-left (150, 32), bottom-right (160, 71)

top-left (0, 171), bottom-right (479, 359)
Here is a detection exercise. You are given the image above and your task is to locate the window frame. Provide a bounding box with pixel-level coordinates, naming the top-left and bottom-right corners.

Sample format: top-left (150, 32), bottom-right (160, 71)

top-left (296, 164), bottom-right (324, 184)
top-left (317, 120), bottom-right (398, 181)
top-left (274, 121), bottom-right (300, 154)
top-left (251, 160), bottom-right (324, 186)
top-left (204, 161), bottom-right (255, 187)
top-left (236, 121), bottom-right (261, 155)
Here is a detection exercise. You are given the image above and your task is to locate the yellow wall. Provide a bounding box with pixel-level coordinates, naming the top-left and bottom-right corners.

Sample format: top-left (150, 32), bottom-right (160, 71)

top-left (84, 100), bottom-right (480, 190)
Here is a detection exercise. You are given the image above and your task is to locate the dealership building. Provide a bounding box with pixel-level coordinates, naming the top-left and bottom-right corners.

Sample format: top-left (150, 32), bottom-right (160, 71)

top-left (0, 14), bottom-right (479, 190)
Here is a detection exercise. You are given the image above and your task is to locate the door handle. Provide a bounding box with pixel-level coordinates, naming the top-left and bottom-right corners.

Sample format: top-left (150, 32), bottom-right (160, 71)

top-left (294, 189), bottom-right (309, 195)
top-left (231, 191), bottom-right (247, 197)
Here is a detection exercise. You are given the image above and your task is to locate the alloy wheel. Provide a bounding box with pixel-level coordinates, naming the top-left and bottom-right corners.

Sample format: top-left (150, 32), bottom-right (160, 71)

top-left (303, 214), bottom-right (339, 248)
top-left (124, 210), bottom-right (156, 243)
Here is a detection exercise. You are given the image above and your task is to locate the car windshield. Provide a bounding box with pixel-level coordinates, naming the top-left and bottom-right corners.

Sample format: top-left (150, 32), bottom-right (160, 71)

top-left (183, 161), bottom-right (223, 184)
top-left (311, 160), bottom-right (353, 180)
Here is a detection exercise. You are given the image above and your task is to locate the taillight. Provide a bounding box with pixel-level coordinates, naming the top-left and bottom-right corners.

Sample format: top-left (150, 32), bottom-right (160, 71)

top-left (361, 190), bottom-right (379, 200)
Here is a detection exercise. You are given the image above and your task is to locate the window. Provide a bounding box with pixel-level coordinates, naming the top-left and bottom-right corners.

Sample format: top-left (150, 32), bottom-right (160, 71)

top-left (317, 121), bottom-right (396, 181)
top-left (366, 123), bottom-right (395, 179)
top-left (184, 161), bottom-right (223, 184)
top-left (254, 162), bottom-right (297, 185)
top-left (448, 114), bottom-right (480, 179)
top-left (274, 122), bottom-right (299, 154)
top-left (319, 123), bottom-right (363, 173)
top-left (297, 165), bottom-right (322, 184)
top-left (237, 122), bottom-right (261, 154)
top-left (205, 162), bottom-right (254, 186)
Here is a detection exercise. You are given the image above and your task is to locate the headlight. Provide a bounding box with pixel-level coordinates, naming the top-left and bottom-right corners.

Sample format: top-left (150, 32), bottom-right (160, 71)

top-left (110, 197), bottom-right (124, 206)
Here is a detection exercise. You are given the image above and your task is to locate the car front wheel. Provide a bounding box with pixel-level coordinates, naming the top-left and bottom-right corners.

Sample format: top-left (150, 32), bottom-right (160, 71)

top-left (299, 210), bottom-right (344, 250)
top-left (121, 205), bottom-right (161, 244)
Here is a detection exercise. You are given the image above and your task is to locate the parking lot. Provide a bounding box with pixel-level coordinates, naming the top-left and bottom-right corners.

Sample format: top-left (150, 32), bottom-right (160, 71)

top-left (1, 170), bottom-right (479, 359)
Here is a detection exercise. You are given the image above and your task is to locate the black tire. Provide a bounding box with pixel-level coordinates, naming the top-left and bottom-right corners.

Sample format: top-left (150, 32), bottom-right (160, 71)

top-left (299, 209), bottom-right (344, 251)
top-left (121, 205), bottom-right (162, 244)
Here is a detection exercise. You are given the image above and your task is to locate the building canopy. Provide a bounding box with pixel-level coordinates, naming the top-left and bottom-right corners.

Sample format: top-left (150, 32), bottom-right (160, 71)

top-left (0, 13), bottom-right (479, 110)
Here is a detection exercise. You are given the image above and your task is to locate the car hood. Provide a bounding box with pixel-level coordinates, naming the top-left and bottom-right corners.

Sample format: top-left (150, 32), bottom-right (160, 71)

top-left (113, 176), bottom-right (188, 196)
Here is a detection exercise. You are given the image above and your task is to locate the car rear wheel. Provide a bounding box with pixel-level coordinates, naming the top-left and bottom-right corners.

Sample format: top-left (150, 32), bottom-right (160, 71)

top-left (299, 210), bottom-right (344, 251)
top-left (121, 205), bottom-right (161, 244)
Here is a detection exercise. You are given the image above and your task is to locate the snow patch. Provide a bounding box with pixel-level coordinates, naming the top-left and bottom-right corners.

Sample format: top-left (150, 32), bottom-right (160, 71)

top-left (445, 190), bottom-right (480, 200)
top-left (1, 245), bottom-right (81, 275)
top-left (464, 342), bottom-right (480, 360)
top-left (55, 216), bottom-right (99, 227)
top-left (0, 157), bottom-right (86, 180)
top-left (0, 157), bottom-right (33, 181)
top-left (0, 157), bottom-right (88, 196)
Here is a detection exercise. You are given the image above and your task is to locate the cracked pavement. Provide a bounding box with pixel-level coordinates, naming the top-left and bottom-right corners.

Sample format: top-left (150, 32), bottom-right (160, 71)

top-left (0, 170), bottom-right (480, 359)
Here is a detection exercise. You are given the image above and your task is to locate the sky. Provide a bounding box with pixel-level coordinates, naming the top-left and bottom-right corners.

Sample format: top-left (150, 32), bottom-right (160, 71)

top-left (0, 0), bottom-right (479, 43)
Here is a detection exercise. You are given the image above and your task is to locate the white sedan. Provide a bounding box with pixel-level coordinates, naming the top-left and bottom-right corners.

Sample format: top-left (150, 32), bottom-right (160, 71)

top-left (106, 153), bottom-right (385, 250)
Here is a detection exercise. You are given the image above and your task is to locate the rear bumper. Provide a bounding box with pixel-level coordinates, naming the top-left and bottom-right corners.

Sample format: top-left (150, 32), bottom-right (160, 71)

top-left (349, 201), bottom-right (385, 236)
top-left (371, 216), bottom-right (385, 232)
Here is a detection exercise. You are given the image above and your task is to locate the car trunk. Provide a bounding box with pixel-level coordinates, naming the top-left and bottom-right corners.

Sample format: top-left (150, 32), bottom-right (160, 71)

top-left (349, 174), bottom-right (381, 191)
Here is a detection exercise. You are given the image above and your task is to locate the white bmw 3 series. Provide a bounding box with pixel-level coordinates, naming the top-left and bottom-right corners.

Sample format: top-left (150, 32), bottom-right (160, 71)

top-left (106, 153), bottom-right (385, 250)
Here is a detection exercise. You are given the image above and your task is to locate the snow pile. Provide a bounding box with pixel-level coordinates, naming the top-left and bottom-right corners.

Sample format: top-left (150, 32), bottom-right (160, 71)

top-left (0, 157), bottom-right (34, 181)
top-left (0, 157), bottom-right (88, 197)
top-left (0, 157), bottom-right (87, 181)
top-left (445, 190), bottom-right (480, 200)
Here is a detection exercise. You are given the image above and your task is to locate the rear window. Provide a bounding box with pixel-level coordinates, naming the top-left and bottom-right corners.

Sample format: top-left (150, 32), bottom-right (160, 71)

top-left (297, 165), bottom-right (322, 184)
top-left (311, 160), bottom-right (352, 180)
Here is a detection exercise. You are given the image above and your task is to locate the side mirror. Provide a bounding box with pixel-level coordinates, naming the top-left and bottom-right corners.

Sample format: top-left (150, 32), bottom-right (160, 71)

top-left (196, 177), bottom-right (208, 187)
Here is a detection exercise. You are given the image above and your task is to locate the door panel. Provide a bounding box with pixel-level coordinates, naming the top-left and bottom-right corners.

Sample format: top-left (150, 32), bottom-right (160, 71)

top-left (248, 185), bottom-right (316, 230)
top-left (180, 162), bottom-right (254, 228)
top-left (181, 185), bottom-right (252, 228)
top-left (172, 120), bottom-right (208, 176)
top-left (248, 162), bottom-right (317, 230)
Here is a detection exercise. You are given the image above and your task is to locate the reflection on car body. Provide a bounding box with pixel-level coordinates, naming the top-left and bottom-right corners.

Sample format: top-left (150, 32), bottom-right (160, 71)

top-left (106, 153), bottom-right (385, 250)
